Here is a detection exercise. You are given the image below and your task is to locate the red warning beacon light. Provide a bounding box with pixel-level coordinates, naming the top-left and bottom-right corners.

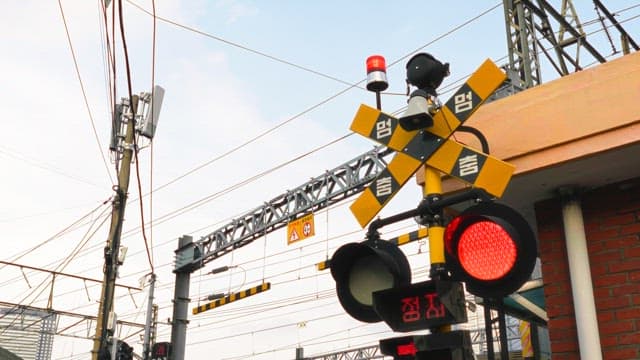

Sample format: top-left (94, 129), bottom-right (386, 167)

top-left (366, 55), bottom-right (389, 92)
top-left (444, 202), bottom-right (537, 299)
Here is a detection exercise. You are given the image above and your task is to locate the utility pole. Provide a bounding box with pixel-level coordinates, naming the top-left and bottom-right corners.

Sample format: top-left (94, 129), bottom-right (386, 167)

top-left (92, 95), bottom-right (139, 360)
top-left (142, 273), bottom-right (157, 360)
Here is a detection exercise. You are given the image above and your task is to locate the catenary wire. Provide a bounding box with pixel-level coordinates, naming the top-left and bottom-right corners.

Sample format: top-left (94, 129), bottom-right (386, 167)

top-left (26, 3), bottom-right (639, 283)
top-left (57, 0), bottom-right (115, 186)
top-left (23, 3), bottom-right (640, 354)
top-left (149, 0), bottom-right (158, 266)
top-left (125, 0), bottom-right (363, 89)
top-left (116, 0), bottom-right (154, 273)
top-left (111, 1), bottom-right (503, 201)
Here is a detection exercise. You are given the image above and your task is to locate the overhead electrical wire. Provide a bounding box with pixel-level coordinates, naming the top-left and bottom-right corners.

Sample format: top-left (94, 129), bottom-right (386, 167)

top-left (115, 0), bottom-right (154, 273)
top-left (0, 146), bottom-right (107, 191)
top-left (22, 3), bottom-right (511, 302)
top-left (218, 323), bottom-right (387, 360)
top-left (107, 5), bottom-right (640, 254)
top-left (125, 0), bottom-right (362, 89)
top-left (32, 3), bottom-right (639, 286)
top-left (6, 2), bottom-right (504, 358)
top-left (23, 191), bottom-right (424, 306)
top-left (149, 0), bottom-right (158, 267)
top-left (98, 0), bottom-right (116, 155)
top-left (56, 0), bottom-right (115, 186)
top-left (149, 250), bottom-right (431, 340)
top-left (110, 1), bottom-right (504, 202)
top-left (119, 133), bottom-right (354, 239)
top-left (0, 206), bottom-right (112, 336)
top-left (25, 3), bottom-right (640, 354)
top-left (1, 198), bottom-right (112, 271)
top-left (46, 219), bottom-right (424, 332)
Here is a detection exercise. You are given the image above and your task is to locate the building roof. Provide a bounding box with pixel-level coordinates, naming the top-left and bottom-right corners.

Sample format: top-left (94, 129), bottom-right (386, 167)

top-left (419, 51), bottom-right (640, 218)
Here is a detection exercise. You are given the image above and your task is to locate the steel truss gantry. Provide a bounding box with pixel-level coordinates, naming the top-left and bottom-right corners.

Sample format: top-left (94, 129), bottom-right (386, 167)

top-left (303, 345), bottom-right (385, 360)
top-left (175, 146), bottom-right (393, 272)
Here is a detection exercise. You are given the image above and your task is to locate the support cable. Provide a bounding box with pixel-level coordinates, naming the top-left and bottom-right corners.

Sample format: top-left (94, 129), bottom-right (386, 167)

top-left (57, 0), bottom-right (115, 186)
top-left (117, 0), bottom-right (154, 273)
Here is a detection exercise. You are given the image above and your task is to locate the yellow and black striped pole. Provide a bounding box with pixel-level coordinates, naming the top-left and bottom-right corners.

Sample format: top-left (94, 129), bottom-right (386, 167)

top-left (424, 166), bottom-right (446, 272)
top-left (424, 166), bottom-right (451, 334)
top-left (192, 282), bottom-right (271, 315)
top-left (315, 227), bottom-right (428, 271)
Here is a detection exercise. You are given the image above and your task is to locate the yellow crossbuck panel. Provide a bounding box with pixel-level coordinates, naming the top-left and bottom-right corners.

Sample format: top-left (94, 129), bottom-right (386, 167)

top-left (349, 59), bottom-right (509, 227)
top-left (350, 59), bottom-right (506, 152)
top-left (192, 282), bottom-right (271, 314)
top-left (427, 139), bottom-right (514, 197)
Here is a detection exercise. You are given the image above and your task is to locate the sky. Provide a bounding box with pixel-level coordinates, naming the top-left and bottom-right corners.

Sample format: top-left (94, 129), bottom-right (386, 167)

top-left (1, 1), bottom-right (639, 359)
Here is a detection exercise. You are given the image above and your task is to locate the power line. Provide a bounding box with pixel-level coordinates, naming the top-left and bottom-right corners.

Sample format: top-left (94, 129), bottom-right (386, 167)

top-left (2, 199), bottom-right (111, 269)
top-left (125, 0), bottom-right (362, 89)
top-left (113, 1), bottom-right (502, 202)
top-left (0, 206), bottom-right (112, 336)
top-left (57, 0), bottom-right (115, 186)
top-left (149, 0), bottom-right (158, 268)
top-left (119, 133), bottom-right (354, 239)
top-left (115, 0), bottom-right (154, 273)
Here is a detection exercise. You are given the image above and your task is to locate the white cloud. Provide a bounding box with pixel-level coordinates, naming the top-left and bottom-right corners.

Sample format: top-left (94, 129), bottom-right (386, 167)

top-left (216, 0), bottom-right (259, 24)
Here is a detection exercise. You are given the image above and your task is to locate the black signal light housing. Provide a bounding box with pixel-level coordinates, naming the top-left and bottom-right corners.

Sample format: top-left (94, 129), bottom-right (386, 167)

top-left (330, 239), bottom-right (411, 323)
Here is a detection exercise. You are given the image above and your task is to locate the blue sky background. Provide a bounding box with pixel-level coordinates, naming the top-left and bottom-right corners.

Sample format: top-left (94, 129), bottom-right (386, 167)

top-left (1, 1), bottom-right (638, 359)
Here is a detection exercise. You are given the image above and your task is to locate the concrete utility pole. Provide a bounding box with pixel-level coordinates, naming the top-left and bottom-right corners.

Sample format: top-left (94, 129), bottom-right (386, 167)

top-left (142, 273), bottom-right (157, 360)
top-left (92, 96), bottom-right (139, 360)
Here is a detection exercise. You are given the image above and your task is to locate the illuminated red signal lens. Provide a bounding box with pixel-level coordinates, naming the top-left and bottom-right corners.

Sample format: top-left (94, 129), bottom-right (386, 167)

top-left (366, 55), bottom-right (387, 73)
top-left (457, 221), bottom-right (516, 281)
top-left (397, 342), bottom-right (417, 356)
top-left (444, 216), bottom-right (463, 255)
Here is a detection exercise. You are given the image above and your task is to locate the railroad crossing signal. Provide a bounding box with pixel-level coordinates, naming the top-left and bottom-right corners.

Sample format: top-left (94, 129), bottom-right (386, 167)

top-left (330, 238), bottom-right (411, 323)
top-left (349, 59), bottom-right (514, 227)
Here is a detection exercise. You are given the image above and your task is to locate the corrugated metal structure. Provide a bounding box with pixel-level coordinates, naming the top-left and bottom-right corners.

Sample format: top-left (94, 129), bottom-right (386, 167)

top-left (0, 306), bottom-right (56, 360)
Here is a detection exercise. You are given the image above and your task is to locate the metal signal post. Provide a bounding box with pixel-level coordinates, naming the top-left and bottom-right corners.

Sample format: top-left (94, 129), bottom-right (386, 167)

top-left (328, 54), bottom-right (539, 359)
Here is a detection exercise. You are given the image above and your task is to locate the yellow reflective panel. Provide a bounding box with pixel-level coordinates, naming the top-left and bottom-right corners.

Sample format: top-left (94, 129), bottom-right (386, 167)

top-left (466, 59), bottom-right (507, 99)
top-left (350, 189), bottom-right (383, 228)
top-left (473, 155), bottom-right (515, 197)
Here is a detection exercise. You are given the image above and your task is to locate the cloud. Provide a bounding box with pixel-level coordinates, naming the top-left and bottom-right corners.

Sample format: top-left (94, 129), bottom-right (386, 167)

top-left (216, 0), bottom-right (259, 24)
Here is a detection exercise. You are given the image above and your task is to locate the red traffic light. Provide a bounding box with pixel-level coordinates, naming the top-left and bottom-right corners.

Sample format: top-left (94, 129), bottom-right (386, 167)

top-left (151, 342), bottom-right (172, 360)
top-left (379, 335), bottom-right (416, 360)
top-left (380, 331), bottom-right (474, 360)
top-left (445, 202), bottom-right (536, 299)
top-left (330, 239), bottom-right (411, 323)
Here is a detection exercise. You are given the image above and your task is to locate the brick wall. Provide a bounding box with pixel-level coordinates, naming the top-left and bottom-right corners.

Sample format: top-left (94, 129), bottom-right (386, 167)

top-left (535, 177), bottom-right (640, 360)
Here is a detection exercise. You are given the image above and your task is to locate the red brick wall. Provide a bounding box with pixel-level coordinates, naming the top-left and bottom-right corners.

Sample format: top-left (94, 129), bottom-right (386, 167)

top-left (535, 177), bottom-right (640, 360)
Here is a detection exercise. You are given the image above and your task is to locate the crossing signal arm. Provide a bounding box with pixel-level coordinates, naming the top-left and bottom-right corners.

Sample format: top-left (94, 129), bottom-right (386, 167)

top-left (192, 282), bottom-right (271, 315)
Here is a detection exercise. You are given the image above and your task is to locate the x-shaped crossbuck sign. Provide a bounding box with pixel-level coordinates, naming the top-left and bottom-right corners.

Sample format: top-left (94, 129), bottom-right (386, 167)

top-left (350, 59), bottom-right (516, 228)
